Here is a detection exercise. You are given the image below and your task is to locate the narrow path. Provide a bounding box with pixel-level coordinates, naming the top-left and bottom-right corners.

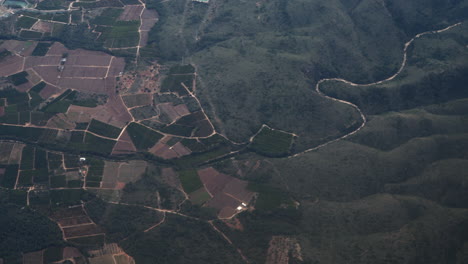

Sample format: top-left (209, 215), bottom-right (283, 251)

top-left (135, 0), bottom-right (146, 63)
top-left (209, 221), bottom-right (250, 264)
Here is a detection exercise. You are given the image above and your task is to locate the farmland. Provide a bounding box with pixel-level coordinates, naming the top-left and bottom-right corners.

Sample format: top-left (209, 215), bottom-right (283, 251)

top-left (249, 126), bottom-right (294, 157)
top-left (1, 0), bottom-right (468, 263)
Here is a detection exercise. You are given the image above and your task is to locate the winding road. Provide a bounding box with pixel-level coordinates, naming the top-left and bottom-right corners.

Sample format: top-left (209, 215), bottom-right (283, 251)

top-left (288, 22), bottom-right (463, 158)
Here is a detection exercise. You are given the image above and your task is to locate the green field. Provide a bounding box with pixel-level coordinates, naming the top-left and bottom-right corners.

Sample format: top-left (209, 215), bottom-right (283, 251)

top-left (31, 43), bottom-right (52, 56)
top-left (88, 119), bottom-right (122, 139)
top-left (126, 123), bottom-right (163, 151)
top-left (249, 126), bottom-right (293, 157)
top-left (8, 71), bottom-right (28, 86)
top-left (98, 21), bottom-right (140, 48)
top-left (189, 187), bottom-right (211, 205)
top-left (16, 16), bottom-right (37, 29)
top-left (178, 169), bottom-right (203, 193)
top-left (92, 8), bottom-right (123, 25)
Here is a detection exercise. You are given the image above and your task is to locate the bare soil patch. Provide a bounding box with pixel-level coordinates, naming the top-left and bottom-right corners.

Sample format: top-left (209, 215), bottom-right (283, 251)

top-left (112, 140), bottom-right (137, 155)
top-left (101, 161), bottom-right (120, 188)
top-left (57, 216), bottom-right (93, 227)
top-left (8, 143), bottom-right (24, 164)
top-left (63, 247), bottom-right (84, 259)
top-left (39, 84), bottom-right (62, 99)
top-left (149, 142), bottom-right (178, 159)
top-left (118, 160), bottom-right (147, 183)
top-left (118, 5), bottom-right (143, 21)
top-left (0, 55), bottom-right (23, 76)
top-left (122, 93), bottom-right (152, 108)
top-left (31, 21), bottom-right (54, 33)
top-left (23, 250), bottom-right (43, 264)
top-left (107, 57), bottom-right (125, 77)
top-left (25, 68), bottom-right (42, 85)
top-left (47, 42), bottom-right (68, 56)
top-left (63, 224), bottom-right (103, 238)
top-left (197, 167), bottom-right (255, 218)
top-left (172, 142), bottom-right (191, 156)
top-left (61, 66), bottom-right (108, 78)
top-left (161, 167), bottom-right (182, 190)
top-left (265, 236), bottom-right (303, 264)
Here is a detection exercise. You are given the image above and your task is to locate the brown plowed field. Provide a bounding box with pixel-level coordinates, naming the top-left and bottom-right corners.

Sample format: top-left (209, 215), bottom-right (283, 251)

top-left (198, 167), bottom-right (255, 218)
top-left (0, 55), bottom-right (23, 76)
top-left (122, 93), bottom-right (152, 108)
top-left (139, 32), bottom-right (149, 47)
top-left (0, 40), bottom-right (37, 56)
top-left (112, 139), bottom-right (137, 155)
top-left (150, 142), bottom-right (178, 159)
top-left (173, 104), bottom-right (190, 116)
top-left (25, 56), bottom-right (62, 68)
top-left (218, 207), bottom-right (238, 219)
top-left (172, 142), bottom-right (191, 156)
top-left (158, 103), bottom-right (181, 122)
top-left (223, 179), bottom-right (255, 204)
top-left (63, 224), bottom-right (103, 238)
top-left (193, 119), bottom-right (213, 137)
top-left (205, 192), bottom-right (239, 211)
top-left (58, 78), bottom-right (107, 93)
top-left (63, 247), bottom-right (84, 259)
top-left (31, 21), bottom-right (54, 33)
top-left (39, 84), bottom-right (61, 99)
top-left (198, 168), bottom-right (231, 196)
top-left (16, 81), bottom-right (32, 92)
top-left (107, 57), bottom-right (125, 77)
top-left (101, 161), bottom-right (119, 188)
top-left (118, 5), bottom-right (143, 21)
top-left (61, 66), bottom-right (108, 78)
top-left (33, 66), bottom-right (60, 85)
top-left (23, 250), bottom-right (43, 264)
top-left (47, 42), bottom-right (68, 56)
top-left (161, 167), bottom-right (182, 190)
top-left (66, 55), bottom-right (112, 67)
top-left (141, 8), bottom-right (158, 20)
top-left (26, 69), bottom-right (42, 85)
top-left (118, 160), bottom-right (147, 183)
top-left (58, 216), bottom-right (93, 227)
top-left (50, 206), bottom-right (87, 220)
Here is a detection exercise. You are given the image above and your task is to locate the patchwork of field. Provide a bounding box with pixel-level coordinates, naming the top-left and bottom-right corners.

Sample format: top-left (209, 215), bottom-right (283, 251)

top-left (50, 206), bottom-right (104, 240)
top-left (177, 167), bottom-right (255, 219)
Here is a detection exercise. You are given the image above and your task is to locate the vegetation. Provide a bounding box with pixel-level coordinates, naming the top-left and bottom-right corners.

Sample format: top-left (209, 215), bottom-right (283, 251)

top-left (0, 165), bottom-right (19, 188)
top-left (0, 204), bottom-right (63, 260)
top-left (87, 119), bottom-right (122, 139)
top-left (120, 215), bottom-right (245, 264)
top-left (86, 198), bottom-right (164, 241)
top-left (31, 42), bottom-right (52, 56)
top-left (16, 16), bottom-right (37, 29)
top-left (248, 182), bottom-right (293, 211)
top-left (36, 0), bottom-right (67, 10)
top-left (126, 123), bottom-right (163, 151)
top-left (98, 21), bottom-right (140, 48)
top-left (8, 71), bottom-right (28, 86)
top-left (92, 8), bottom-right (123, 25)
top-left (30, 81), bottom-right (46, 93)
top-left (19, 30), bottom-right (43, 39)
top-left (249, 126), bottom-right (293, 157)
top-left (178, 169), bottom-right (202, 193)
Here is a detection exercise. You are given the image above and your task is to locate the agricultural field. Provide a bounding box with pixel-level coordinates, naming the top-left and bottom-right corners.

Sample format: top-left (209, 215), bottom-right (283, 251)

top-left (249, 125), bottom-right (295, 157)
top-left (1, 1), bottom-right (467, 264)
top-left (0, 0), bottom-right (159, 59)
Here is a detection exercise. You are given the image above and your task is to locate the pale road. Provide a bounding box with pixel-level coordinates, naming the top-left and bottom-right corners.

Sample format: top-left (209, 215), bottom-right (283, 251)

top-left (288, 22), bottom-right (463, 159)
